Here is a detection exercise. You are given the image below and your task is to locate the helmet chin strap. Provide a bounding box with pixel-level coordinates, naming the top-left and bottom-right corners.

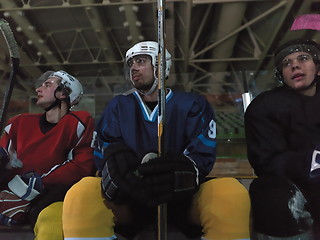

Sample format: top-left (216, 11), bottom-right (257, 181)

top-left (137, 78), bottom-right (158, 96)
top-left (44, 87), bottom-right (69, 112)
top-left (130, 72), bottom-right (159, 96)
top-left (44, 99), bottom-right (60, 112)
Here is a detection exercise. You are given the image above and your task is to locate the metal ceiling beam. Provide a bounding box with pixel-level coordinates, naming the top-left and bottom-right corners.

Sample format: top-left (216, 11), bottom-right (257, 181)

top-left (189, 4), bottom-right (213, 55)
top-left (120, 1), bottom-right (142, 43)
top-left (191, 0), bottom-right (288, 59)
top-left (191, 57), bottom-right (260, 63)
top-left (164, 2), bottom-right (175, 63)
top-left (174, 0), bottom-right (192, 90)
top-left (190, 2), bottom-right (247, 94)
top-left (270, 0), bottom-right (316, 55)
top-left (192, 0), bottom-right (278, 3)
top-left (0, 0), bottom-right (279, 10)
top-left (208, 2), bottom-right (247, 72)
top-left (81, 0), bottom-right (119, 78)
top-left (250, 0), bottom-right (297, 91)
top-left (1, 0), bottom-right (62, 72)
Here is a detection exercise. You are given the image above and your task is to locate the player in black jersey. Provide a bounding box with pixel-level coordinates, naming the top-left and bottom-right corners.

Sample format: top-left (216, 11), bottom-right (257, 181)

top-left (245, 39), bottom-right (320, 239)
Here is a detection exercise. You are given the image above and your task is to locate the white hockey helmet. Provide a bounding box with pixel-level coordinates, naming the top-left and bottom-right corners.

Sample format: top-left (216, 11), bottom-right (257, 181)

top-left (36, 71), bottom-right (55, 87)
top-left (49, 70), bottom-right (84, 106)
top-left (125, 41), bottom-right (172, 94)
top-left (125, 41), bottom-right (172, 79)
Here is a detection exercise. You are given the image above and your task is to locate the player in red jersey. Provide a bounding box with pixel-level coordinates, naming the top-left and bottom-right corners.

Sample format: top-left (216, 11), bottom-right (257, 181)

top-left (0, 70), bottom-right (95, 240)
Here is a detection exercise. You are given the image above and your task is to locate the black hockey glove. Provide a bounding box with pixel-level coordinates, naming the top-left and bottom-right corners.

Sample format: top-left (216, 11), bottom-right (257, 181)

top-left (136, 154), bottom-right (199, 206)
top-left (101, 142), bottom-right (152, 205)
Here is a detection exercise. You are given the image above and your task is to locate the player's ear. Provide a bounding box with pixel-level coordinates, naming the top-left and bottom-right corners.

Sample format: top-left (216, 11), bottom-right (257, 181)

top-left (59, 94), bottom-right (68, 101)
top-left (55, 87), bottom-right (69, 101)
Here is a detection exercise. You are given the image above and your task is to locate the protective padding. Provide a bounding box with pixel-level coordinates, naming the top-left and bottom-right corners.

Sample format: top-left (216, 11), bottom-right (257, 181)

top-left (249, 176), bottom-right (313, 237)
top-left (62, 177), bottom-right (115, 239)
top-left (34, 201), bottom-right (63, 240)
top-left (195, 177), bottom-right (251, 240)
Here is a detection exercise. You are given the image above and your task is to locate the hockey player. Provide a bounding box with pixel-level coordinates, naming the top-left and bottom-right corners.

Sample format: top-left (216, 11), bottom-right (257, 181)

top-left (245, 39), bottom-right (320, 239)
top-left (62, 41), bottom-right (251, 240)
top-left (0, 70), bottom-right (95, 239)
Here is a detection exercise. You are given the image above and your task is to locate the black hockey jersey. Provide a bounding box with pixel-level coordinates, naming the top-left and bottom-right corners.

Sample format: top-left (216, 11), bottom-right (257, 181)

top-left (245, 83), bottom-right (320, 186)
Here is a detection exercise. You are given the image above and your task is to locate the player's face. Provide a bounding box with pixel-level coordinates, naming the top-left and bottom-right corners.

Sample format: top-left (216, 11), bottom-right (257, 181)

top-left (35, 77), bottom-right (60, 108)
top-left (128, 54), bottom-right (154, 91)
top-left (281, 51), bottom-right (320, 92)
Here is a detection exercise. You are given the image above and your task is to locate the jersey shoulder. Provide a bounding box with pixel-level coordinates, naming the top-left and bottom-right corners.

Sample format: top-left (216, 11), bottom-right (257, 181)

top-left (7, 113), bottom-right (42, 124)
top-left (107, 92), bottom-right (136, 108)
top-left (69, 110), bottom-right (91, 118)
top-left (252, 87), bottom-right (298, 104)
top-left (68, 111), bottom-right (93, 123)
top-left (246, 86), bottom-right (296, 116)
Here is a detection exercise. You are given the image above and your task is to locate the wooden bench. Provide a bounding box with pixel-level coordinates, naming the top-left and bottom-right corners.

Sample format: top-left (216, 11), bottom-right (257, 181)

top-left (0, 157), bottom-right (254, 238)
top-left (0, 225), bottom-right (34, 240)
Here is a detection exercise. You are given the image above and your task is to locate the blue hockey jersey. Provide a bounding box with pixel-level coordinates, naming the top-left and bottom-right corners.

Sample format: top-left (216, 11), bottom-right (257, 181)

top-left (94, 89), bottom-right (216, 177)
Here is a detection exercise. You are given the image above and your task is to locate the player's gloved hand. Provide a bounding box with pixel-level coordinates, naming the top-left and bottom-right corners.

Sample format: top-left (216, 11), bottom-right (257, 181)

top-left (0, 172), bottom-right (43, 226)
top-left (101, 142), bottom-right (151, 205)
top-left (6, 151), bottom-right (23, 169)
top-left (136, 154), bottom-right (199, 206)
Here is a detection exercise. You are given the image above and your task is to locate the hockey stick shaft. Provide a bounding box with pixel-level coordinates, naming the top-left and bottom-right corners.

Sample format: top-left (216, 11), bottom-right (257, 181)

top-left (0, 19), bottom-right (20, 132)
top-left (157, 0), bottom-right (167, 240)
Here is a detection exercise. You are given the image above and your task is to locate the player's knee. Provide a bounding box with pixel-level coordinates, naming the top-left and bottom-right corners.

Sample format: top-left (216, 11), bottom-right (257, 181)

top-left (63, 176), bottom-right (103, 220)
top-left (63, 176), bottom-right (115, 238)
top-left (197, 177), bottom-right (251, 239)
top-left (34, 201), bottom-right (63, 240)
top-left (249, 176), bottom-right (313, 237)
top-left (66, 176), bottom-right (100, 198)
top-left (199, 177), bottom-right (250, 214)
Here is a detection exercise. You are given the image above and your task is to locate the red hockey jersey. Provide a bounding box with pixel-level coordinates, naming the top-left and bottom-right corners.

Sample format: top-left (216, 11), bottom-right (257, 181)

top-left (0, 111), bottom-right (95, 188)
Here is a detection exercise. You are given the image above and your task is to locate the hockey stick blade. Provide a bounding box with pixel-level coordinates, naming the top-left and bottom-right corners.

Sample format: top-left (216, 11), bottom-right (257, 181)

top-left (0, 19), bottom-right (20, 132)
top-left (0, 19), bottom-right (20, 59)
top-left (291, 14), bottom-right (320, 31)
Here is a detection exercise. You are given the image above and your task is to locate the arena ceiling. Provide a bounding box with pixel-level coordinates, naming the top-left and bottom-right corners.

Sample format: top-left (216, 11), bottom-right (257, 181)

top-left (0, 0), bottom-right (319, 119)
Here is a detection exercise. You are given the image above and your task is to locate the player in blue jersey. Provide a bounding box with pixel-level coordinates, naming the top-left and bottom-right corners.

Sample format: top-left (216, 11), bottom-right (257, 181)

top-left (62, 41), bottom-right (250, 240)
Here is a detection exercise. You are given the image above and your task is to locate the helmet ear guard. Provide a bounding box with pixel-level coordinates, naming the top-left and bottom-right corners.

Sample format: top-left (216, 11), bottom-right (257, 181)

top-left (54, 85), bottom-right (71, 102)
top-left (274, 68), bottom-right (283, 84)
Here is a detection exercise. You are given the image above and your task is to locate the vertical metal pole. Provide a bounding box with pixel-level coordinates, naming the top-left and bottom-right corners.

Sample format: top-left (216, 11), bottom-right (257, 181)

top-left (241, 71), bottom-right (252, 112)
top-left (157, 0), bottom-right (167, 240)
